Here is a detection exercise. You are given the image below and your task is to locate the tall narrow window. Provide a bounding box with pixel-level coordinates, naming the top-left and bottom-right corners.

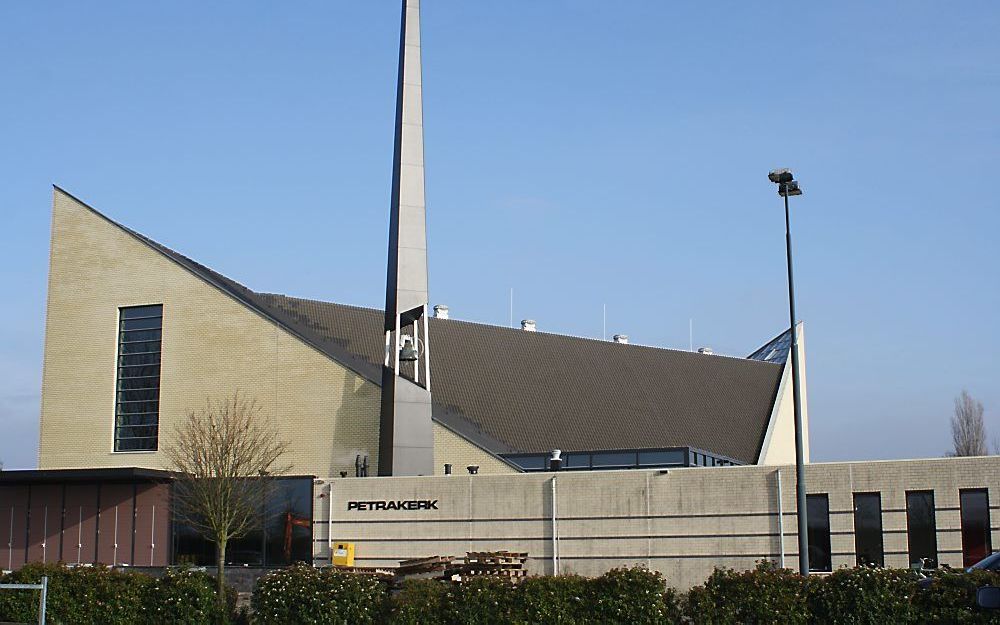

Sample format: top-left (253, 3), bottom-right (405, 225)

top-left (960, 489), bottom-right (992, 568)
top-left (853, 492), bottom-right (884, 567)
top-left (115, 305), bottom-right (162, 451)
top-left (807, 494), bottom-right (832, 572)
top-left (906, 490), bottom-right (938, 568)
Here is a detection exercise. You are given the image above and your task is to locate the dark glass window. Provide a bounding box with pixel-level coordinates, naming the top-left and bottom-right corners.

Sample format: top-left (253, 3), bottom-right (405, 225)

top-left (906, 491), bottom-right (938, 568)
top-left (173, 477), bottom-right (313, 567)
top-left (115, 305), bottom-right (162, 451)
top-left (960, 489), bottom-right (992, 568)
top-left (591, 452), bottom-right (636, 468)
top-left (564, 454), bottom-right (590, 469)
top-left (853, 493), bottom-right (884, 567)
top-left (807, 494), bottom-right (832, 572)
top-left (508, 455), bottom-right (546, 471)
top-left (638, 450), bottom-right (686, 466)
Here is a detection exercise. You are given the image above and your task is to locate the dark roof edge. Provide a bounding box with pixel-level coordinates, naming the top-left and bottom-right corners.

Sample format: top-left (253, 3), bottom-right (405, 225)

top-left (0, 467), bottom-right (179, 483)
top-left (51, 185), bottom-right (382, 386)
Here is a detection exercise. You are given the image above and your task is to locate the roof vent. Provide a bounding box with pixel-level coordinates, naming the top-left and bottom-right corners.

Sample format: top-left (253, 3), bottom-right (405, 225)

top-left (521, 319), bottom-right (536, 332)
top-left (433, 304), bottom-right (449, 319)
top-left (697, 347), bottom-right (714, 355)
top-left (613, 334), bottom-right (629, 344)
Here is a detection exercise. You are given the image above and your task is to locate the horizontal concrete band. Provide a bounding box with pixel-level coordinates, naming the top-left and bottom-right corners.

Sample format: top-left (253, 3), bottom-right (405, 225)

top-left (320, 504), bottom-right (994, 525)
top-left (314, 532), bottom-right (785, 543)
top-left (337, 553), bottom-right (786, 562)
top-left (316, 549), bottom-right (965, 563)
top-left (322, 510), bottom-right (784, 524)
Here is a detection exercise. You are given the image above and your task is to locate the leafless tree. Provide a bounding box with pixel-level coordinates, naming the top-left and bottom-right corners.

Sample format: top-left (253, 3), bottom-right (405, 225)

top-left (950, 390), bottom-right (987, 457)
top-left (165, 393), bottom-right (289, 598)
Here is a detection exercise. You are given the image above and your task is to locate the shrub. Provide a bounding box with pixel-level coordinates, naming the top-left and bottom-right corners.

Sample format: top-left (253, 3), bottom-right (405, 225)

top-left (587, 566), bottom-right (673, 625)
top-left (515, 574), bottom-right (592, 624)
top-left (443, 576), bottom-right (519, 625)
top-left (146, 566), bottom-right (231, 625)
top-left (389, 578), bottom-right (450, 625)
top-left (806, 566), bottom-right (917, 624)
top-left (0, 563), bottom-right (237, 625)
top-left (0, 562), bottom-right (150, 625)
top-left (910, 569), bottom-right (1000, 624)
top-left (685, 560), bottom-right (809, 625)
top-left (251, 564), bottom-right (389, 625)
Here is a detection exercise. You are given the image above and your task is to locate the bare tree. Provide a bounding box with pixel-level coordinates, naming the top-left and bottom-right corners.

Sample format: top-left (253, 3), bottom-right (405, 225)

top-left (950, 390), bottom-right (987, 457)
top-left (165, 393), bottom-right (289, 598)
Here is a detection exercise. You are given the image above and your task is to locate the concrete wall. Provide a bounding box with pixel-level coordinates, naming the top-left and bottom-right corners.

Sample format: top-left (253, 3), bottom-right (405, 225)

top-left (38, 189), bottom-right (505, 478)
top-left (313, 456), bottom-right (1000, 589)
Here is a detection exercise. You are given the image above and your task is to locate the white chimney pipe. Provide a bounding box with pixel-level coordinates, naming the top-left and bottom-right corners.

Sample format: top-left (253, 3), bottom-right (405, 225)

top-left (698, 347), bottom-right (714, 355)
top-left (521, 319), bottom-right (536, 332)
top-left (433, 304), bottom-right (449, 319)
top-left (613, 334), bottom-right (629, 344)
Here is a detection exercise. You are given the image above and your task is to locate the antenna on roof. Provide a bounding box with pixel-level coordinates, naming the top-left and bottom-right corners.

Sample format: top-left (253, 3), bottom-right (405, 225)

top-left (603, 303), bottom-right (606, 341)
top-left (689, 318), bottom-right (694, 352)
top-left (509, 288), bottom-right (513, 328)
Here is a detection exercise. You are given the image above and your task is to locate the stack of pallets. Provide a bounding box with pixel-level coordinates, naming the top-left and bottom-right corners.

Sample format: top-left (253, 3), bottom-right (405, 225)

top-left (396, 555), bottom-right (455, 579)
top-left (460, 551), bottom-right (529, 580)
top-left (334, 565), bottom-right (396, 578)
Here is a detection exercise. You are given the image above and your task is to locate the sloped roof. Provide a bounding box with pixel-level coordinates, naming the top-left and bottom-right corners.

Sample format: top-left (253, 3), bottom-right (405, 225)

top-left (55, 186), bottom-right (784, 464)
top-left (250, 295), bottom-right (784, 463)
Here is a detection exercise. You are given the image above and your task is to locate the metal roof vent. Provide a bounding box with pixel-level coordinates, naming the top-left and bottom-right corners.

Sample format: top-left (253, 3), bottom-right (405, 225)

top-left (613, 334), bottom-right (629, 344)
top-left (433, 304), bottom-right (449, 319)
top-left (521, 319), bottom-right (536, 332)
top-left (698, 347), bottom-right (714, 355)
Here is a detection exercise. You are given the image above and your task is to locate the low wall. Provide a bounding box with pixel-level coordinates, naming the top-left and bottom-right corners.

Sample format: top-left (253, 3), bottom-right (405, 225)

top-left (312, 456), bottom-right (1000, 589)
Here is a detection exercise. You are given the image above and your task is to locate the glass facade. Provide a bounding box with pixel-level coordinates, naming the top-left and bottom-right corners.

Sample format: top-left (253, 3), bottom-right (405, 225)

top-left (807, 494), bottom-right (832, 572)
top-left (502, 447), bottom-right (739, 472)
top-left (960, 489), bottom-right (992, 568)
top-left (747, 329), bottom-right (792, 364)
top-left (853, 492), bottom-right (884, 567)
top-left (115, 305), bottom-right (163, 451)
top-left (906, 491), bottom-right (938, 568)
top-left (173, 477), bottom-right (313, 567)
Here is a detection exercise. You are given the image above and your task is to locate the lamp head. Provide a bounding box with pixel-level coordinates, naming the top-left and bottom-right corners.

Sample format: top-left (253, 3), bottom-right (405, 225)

top-left (768, 168), bottom-right (794, 184)
top-left (778, 180), bottom-right (803, 197)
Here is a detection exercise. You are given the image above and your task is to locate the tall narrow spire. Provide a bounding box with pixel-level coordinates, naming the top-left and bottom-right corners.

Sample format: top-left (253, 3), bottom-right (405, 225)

top-left (379, 0), bottom-right (434, 476)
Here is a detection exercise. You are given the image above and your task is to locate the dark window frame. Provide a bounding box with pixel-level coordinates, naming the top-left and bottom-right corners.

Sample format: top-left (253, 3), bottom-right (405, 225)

top-left (853, 492), bottom-right (884, 567)
top-left (114, 305), bottom-right (163, 452)
top-left (960, 488), bottom-right (992, 568)
top-left (807, 493), bottom-right (832, 572)
top-left (906, 490), bottom-right (938, 569)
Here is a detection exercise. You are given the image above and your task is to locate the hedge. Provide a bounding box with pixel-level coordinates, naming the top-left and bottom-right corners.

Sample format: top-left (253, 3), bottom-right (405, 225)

top-left (251, 564), bottom-right (390, 625)
top-left (0, 563), bottom-right (233, 625)
top-left (387, 567), bottom-right (677, 625)
top-left (6, 561), bottom-right (1000, 624)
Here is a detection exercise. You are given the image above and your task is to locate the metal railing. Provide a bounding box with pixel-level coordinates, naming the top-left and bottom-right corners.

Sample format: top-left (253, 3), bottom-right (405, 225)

top-left (0, 576), bottom-right (48, 625)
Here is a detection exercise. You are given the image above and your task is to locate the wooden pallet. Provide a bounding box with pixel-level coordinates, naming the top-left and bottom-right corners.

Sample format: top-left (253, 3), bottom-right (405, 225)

top-left (333, 565), bottom-right (396, 578)
top-left (460, 551), bottom-right (528, 580)
top-left (396, 555), bottom-right (454, 577)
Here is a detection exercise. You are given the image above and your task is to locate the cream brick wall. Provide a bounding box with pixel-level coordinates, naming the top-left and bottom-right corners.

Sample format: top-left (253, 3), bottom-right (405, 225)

top-left (39, 189), bottom-right (388, 476)
top-left (39, 189), bottom-right (511, 477)
top-left (314, 456), bottom-right (1000, 588)
top-left (432, 425), bottom-right (518, 475)
top-left (759, 323), bottom-right (810, 465)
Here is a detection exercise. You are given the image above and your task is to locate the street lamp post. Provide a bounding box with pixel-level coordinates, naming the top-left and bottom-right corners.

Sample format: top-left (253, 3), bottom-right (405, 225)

top-left (768, 168), bottom-right (809, 575)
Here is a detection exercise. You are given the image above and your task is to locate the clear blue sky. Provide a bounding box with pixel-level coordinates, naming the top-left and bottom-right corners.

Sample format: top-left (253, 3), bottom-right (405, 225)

top-left (1, 2), bottom-right (997, 470)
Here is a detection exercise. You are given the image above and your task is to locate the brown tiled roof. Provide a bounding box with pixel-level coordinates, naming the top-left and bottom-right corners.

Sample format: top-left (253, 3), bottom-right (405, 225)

top-left (59, 186), bottom-right (784, 465)
top-left (250, 294), bottom-right (783, 464)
